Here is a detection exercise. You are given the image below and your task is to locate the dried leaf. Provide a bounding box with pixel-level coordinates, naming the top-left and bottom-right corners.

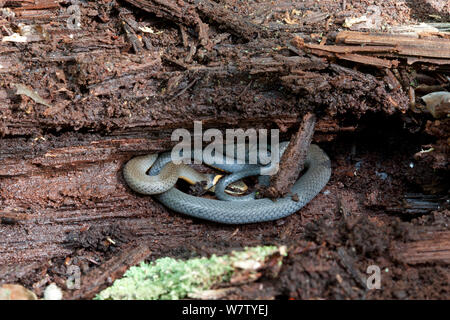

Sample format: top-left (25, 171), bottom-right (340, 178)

top-left (13, 83), bottom-right (52, 108)
top-left (422, 91), bottom-right (450, 118)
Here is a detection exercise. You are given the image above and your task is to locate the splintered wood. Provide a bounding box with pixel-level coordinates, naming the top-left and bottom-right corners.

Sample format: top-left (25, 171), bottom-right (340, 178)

top-left (298, 30), bottom-right (450, 67)
top-left (392, 230), bottom-right (450, 265)
top-left (336, 31), bottom-right (450, 59)
top-left (12, 0), bottom-right (59, 11)
top-left (259, 113), bottom-right (316, 199)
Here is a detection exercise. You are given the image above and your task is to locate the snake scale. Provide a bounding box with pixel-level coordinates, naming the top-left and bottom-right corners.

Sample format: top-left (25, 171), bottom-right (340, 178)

top-left (123, 143), bottom-right (331, 224)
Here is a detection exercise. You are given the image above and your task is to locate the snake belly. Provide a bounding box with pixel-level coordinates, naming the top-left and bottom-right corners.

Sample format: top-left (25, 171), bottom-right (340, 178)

top-left (124, 144), bottom-right (331, 224)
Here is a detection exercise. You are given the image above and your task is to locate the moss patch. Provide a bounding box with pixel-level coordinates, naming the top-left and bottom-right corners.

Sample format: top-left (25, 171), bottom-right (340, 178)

top-left (96, 246), bottom-right (281, 300)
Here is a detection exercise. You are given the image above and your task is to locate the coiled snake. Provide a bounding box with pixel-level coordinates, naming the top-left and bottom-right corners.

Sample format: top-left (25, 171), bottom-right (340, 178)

top-left (123, 143), bottom-right (331, 224)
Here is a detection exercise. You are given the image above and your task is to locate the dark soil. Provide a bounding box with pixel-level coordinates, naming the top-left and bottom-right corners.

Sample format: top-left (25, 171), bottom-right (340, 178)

top-left (0, 0), bottom-right (448, 300)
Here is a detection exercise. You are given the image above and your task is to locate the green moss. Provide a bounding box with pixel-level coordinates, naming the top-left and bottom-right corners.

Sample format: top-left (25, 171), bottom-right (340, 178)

top-left (95, 246), bottom-right (281, 300)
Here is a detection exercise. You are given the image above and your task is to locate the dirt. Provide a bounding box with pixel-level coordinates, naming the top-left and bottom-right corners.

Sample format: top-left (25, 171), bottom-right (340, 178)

top-left (0, 0), bottom-right (449, 300)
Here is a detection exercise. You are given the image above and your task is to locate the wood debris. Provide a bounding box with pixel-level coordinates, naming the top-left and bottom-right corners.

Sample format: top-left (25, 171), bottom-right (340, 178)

top-left (336, 31), bottom-right (450, 60)
top-left (392, 230), bottom-right (450, 264)
top-left (298, 31), bottom-right (450, 68)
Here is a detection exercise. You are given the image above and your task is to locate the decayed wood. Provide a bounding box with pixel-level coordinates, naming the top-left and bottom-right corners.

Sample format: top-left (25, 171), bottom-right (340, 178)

top-left (301, 31), bottom-right (450, 68)
top-left (0, 40), bottom-right (409, 137)
top-left (336, 31), bottom-right (450, 60)
top-left (123, 0), bottom-right (269, 42)
top-left (67, 243), bottom-right (151, 300)
top-left (335, 53), bottom-right (398, 68)
top-left (122, 0), bottom-right (211, 46)
top-left (392, 230), bottom-right (450, 265)
top-left (259, 112), bottom-right (316, 199)
top-left (0, 116), bottom-right (345, 271)
top-left (12, 0), bottom-right (59, 11)
top-left (0, 0), bottom-right (448, 299)
top-left (5, 3), bottom-right (446, 140)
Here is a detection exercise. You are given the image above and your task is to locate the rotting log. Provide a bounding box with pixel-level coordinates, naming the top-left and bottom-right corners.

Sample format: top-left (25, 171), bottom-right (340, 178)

top-left (0, 0), bottom-right (449, 299)
top-left (0, 39), bottom-right (410, 137)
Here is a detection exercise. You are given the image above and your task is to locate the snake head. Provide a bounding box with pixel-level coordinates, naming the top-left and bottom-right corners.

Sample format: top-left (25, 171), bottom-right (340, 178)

top-left (204, 174), bottom-right (248, 195)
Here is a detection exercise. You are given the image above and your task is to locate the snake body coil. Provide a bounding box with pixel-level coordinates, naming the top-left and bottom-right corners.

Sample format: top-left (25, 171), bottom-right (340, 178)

top-left (124, 144), bottom-right (331, 224)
